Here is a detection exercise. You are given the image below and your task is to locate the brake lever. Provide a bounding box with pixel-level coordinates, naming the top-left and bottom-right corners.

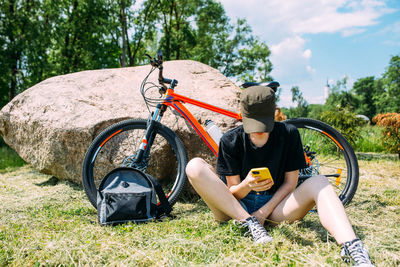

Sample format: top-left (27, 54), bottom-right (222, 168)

top-left (145, 53), bottom-right (159, 67)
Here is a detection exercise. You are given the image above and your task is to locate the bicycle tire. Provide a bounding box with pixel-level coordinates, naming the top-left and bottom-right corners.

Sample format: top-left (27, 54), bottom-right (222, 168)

top-left (285, 118), bottom-right (359, 205)
top-left (82, 119), bottom-right (188, 209)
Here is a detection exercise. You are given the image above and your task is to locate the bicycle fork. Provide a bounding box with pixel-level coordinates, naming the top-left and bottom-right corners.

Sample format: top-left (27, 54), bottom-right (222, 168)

top-left (133, 104), bottom-right (167, 169)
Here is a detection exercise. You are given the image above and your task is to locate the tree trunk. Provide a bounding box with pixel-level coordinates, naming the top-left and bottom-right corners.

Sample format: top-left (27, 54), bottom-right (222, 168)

top-left (173, 1), bottom-right (180, 60)
top-left (130, 0), bottom-right (159, 66)
top-left (120, 0), bottom-right (128, 67)
top-left (7, 0), bottom-right (18, 102)
top-left (9, 64), bottom-right (18, 102)
top-left (61, 0), bottom-right (79, 74)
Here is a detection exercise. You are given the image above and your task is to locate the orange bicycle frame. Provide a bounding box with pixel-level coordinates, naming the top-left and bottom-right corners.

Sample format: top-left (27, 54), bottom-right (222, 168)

top-left (162, 88), bottom-right (242, 156)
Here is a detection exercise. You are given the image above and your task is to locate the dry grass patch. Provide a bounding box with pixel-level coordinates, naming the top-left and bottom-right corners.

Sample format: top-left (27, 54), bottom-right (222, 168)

top-left (0, 161), bottom-right (399, 266)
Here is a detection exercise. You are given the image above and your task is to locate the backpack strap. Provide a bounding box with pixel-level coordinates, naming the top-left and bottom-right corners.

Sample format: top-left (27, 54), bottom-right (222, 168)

top-left (145, 174), bottom-right (173, 218)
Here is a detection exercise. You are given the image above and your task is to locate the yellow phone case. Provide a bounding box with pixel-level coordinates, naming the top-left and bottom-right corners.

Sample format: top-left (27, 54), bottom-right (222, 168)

top-left (251, 167), bottom-right (274, 184)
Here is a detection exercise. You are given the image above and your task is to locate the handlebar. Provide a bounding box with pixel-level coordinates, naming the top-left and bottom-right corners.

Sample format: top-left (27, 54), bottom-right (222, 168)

top-left (145, 52), bottom-right (177, 87)
top-left (146, 52), bottom-right (278, 94)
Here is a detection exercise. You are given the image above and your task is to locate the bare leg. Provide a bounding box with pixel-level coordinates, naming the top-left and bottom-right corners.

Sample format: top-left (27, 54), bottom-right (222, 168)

top-left (185, 158), bottom-right (250, 222)
top-left (269, 175), bottom-right (356, 244)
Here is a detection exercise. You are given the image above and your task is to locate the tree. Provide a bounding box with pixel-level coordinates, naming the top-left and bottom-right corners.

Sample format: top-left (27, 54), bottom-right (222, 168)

top-left (325, 77), bottom-right (358, 111)
top-left (0, 0), bottom-right (51, 104)
top-left (0, 0), bottom-right (274, 109)
top-left (0, 1), bottom-right (122, 108)
top-left (289, 86), bottom-right (308, 117)
top-left (307, 104), bottom-right (326, 119)
top-left (157, 0), bottom-right (197, 61)
top-left (191, 0), bottom-right (230, 65)
top-left (153, 0), bottom-right (272, 80)
top-left (213, 18), bottom-right (272, 81)
top-left (320, 108), bottom-right (364, 146)
top-left (352, 76), bottom-right (376, 119)
top-left (113, 0), bottom-right (160, 67)
top-left (49, 0), bottom-right (120, 74)
top-left (374, 55), bottom-right (400, 113)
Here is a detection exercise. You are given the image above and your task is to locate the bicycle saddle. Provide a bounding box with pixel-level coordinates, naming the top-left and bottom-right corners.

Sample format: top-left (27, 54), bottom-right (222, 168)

top-left (241, 81), bottom-right (280, 92)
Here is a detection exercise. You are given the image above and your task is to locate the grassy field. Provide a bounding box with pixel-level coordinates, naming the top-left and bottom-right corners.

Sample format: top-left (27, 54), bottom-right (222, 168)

top-left (354, 125), bottom-right (386, 153)
top-left (0, 146), bottom-right (25, 171)
top-left (0, 160), bottom-right (399, 266)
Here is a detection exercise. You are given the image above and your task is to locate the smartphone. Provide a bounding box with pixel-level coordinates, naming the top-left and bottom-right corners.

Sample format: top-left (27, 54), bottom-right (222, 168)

top-left (251, 167), bottom-right (274, 185)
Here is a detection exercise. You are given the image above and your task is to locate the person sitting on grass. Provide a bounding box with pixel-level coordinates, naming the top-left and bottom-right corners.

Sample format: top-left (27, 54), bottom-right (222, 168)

top-left (185, 86), bottom-right (374, 267)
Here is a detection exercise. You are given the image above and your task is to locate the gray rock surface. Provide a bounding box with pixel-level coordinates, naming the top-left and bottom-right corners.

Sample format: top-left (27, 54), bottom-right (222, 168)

top-left (0, 60), bottom-right (241, 183)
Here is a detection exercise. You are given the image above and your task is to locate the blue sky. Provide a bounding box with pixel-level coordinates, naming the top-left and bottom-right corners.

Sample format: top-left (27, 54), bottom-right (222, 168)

top-left (218, 0), bottom-right (400, 108)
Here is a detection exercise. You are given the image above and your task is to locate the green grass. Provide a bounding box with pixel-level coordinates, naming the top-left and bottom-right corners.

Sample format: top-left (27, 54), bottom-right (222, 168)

top-left (297, 128), bottom-right (345, 155)
top-left (0, 146), bottom-right (26, 171)
top-left (1, 162), bottom-right (399, 266)
top-left (299, 124), bottom-right (388, 155)
top-left (354, 125), bottom-right (385, 153)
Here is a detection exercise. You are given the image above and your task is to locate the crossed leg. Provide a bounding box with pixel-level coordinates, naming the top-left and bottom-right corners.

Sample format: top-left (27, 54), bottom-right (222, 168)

top-left (186, 157), bottom-right (356, 244)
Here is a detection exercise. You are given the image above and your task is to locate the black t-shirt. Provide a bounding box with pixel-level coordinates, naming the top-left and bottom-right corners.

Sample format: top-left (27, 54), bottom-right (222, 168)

top-left (216, 122), bottom-right (307, 194)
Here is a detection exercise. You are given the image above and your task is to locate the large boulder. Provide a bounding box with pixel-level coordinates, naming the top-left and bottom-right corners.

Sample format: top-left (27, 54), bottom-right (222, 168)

top-left (0, 60), bottom-right (241, 184)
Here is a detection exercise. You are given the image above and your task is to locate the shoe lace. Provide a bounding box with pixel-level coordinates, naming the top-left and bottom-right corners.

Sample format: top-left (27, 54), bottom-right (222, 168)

top-left (247, 219), bottom-right (269, 241)
top-left (345, 240), bottom-right (371, 264)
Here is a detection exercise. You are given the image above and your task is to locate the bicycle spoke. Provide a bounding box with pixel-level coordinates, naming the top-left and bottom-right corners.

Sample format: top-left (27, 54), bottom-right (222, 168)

top-left (83, 119), bottom-right (188, 208)
top-left (319, 163), bottom-right (347, 172)
top-left (292, 118), bottom-right (359, 205)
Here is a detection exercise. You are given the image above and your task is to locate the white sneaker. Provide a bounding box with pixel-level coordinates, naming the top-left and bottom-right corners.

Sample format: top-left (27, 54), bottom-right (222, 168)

top-left (235, 216), bottom-right (273, 244)
top-left (341, 238), bottom-right (375, 267)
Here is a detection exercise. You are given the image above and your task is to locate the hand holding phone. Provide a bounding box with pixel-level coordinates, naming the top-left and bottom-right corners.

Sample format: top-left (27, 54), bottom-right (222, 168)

top-left (251, 167), bottom-right (274, 185)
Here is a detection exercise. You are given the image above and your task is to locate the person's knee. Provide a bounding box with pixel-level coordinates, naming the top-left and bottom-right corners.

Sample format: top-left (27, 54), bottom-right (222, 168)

top-left (294, 175), bottom-right (331, 205)
top-left (303, 175), bottom-right (330, 192)
top-left (319, 175), bottom-right (330, 185)
top-left (185, 157), bottom-right (208, 181)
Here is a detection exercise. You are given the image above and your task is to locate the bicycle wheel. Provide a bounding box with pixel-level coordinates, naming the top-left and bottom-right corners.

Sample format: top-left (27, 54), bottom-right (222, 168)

top-left (285, 118), bottom-right (359, 205)
top-left (82, 119), bottom-right (188, 209)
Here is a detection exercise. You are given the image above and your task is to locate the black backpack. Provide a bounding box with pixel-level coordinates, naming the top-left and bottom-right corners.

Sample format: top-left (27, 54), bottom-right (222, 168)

top-left (97, 167), bottom-right (172, 225)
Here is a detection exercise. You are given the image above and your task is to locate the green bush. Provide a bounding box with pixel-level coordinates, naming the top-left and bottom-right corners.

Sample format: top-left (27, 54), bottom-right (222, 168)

top-left (354, 125), bottom-right (385, 152)
top-left (319, 108), bottom-right (365, 147)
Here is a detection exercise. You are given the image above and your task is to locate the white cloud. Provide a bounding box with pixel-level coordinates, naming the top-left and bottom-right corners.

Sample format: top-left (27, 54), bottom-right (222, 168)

top-left (302, 49), bottom-right (312, 59)
top-left (342, 28), bottom-right (367, 37)
top-left (290, 1), bottom-right (389, 35)
top-left (392, 21), bottom-right (400, 33)
top-left (276, 81), bottom-right (327, 108)
top-left (219, 0), bottom-right (394, 38)
top-left (219, 0), bottom-right (393, 73)
top-left (270, 36), bottom-right (316, 83)
top-left (218, 0), bottom-right (394, 99)
top-left (270, 36), bottom-right (306, 56)
top-left (383, 40), bottom-right (400, 46)
top-left (278, 91), bottom-right (295, 108)
top-left (379, 20), bottom-right (400, 46)
top-left (306, 65), bottom-right (316, 74)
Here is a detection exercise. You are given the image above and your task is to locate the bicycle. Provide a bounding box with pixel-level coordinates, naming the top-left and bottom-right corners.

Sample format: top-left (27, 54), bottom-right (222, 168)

top-left (82, 52), bottom-right (359, 209)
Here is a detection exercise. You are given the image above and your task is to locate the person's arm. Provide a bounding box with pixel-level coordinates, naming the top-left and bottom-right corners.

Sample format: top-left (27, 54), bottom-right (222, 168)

top-left (226, 175), bottom-right (250, 200)
top-left (226, 172), bottom-right (275, 200)
top-left (251, 170), bottom-right (299, 224)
